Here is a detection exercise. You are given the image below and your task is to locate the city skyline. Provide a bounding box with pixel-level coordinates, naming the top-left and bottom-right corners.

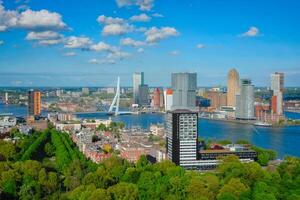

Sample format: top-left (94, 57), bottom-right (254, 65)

top-left (1, 0), bottom-right (300, 87)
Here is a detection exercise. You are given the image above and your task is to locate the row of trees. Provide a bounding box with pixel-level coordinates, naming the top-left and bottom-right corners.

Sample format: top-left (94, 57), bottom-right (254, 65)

top-left (20, 130), bottom-right (49, 161)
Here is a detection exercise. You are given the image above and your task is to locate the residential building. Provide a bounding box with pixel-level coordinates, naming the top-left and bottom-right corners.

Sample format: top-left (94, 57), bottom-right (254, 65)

top-left (28, 90), bottom-right (41, 116)
top-left (271, 72), bottom-right (284, 115)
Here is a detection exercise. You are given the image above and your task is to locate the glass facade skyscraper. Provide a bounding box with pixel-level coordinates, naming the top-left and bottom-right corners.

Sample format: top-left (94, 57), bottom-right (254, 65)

top-left (133, 72), bottom-right (144, 105)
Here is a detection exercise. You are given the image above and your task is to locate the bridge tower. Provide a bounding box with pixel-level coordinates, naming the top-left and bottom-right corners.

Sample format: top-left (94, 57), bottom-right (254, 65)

top-left (108, 76), bottom-right (120, 115)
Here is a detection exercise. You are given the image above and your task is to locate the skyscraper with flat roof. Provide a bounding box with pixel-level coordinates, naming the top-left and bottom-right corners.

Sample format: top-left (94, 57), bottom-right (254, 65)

top-left (236, 79), bottom-right (254, 120)
top-left (227, 69), bottom-right (240, 107)
top-left (167, 72), bottom-right (199, 169)
top-left (171, 72), bottom-right (197, 110)
top-left (28, 90), bottom-right (41, 117)
top-left (133, 72), bottom-right (144, 104)
top-left (271, 72), bottom-right (284, 115)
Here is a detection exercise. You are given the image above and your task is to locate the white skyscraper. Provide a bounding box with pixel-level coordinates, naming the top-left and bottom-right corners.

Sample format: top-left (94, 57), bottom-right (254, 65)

top-left (271, 72), bottom-right (284, 115)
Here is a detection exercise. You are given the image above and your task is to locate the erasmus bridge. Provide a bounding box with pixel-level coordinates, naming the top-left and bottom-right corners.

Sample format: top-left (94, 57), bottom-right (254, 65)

top-left (108, 76), bottom-right (133, 116)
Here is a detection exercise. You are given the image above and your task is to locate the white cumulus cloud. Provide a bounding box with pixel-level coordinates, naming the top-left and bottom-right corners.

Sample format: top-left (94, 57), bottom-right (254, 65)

top-left (0, 2), bottom-right (67, 32)
top-left (64, 36), bottom-right (92, 49)
top-left (17, 9), bottom-right (66, 30)
top-left (120, 37), bottom-right (145, 47)
top-left (0, 2), bottom-right (18, 31)
top-left (240, 26), bottom-right (260, 37)
top-left (145, 26), bottom-right (179, 43)
top-left (90, 41), bottom-right (118, 52)
top-left (97, 15), bottom-right (125, 25)
top-left (116, 0), bottom-right (154, 11)
top-left (26, 31), bottom-right (61, 40)
top-left (0, 40), bottom-right (4, 45)
top-left (102, 23), bottom-right (133, 36)
top-left (130, 13), bottom-right (151, 22)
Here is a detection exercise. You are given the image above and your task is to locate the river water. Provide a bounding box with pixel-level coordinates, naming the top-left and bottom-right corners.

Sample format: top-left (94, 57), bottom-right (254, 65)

top-left (1, 103), bottom-right (300, 158)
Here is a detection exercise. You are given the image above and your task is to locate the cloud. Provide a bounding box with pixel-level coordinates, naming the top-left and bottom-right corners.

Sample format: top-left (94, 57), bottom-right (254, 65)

top-left (170, 50), bottom-right (179, 56)
top-left (116, 0), bottom-right (154, 11)
top-left (26, 31), bottom-right (63, 45)
top-left (240, 26), bottom-right (260, 37)
top-left (64, 36), bottom-right (92, 49)
top-left (152, 13), bottom-right (163, 18)
top-left (145, 27), bottom-right (179, 43)
top-left (0, 40), bottom-right (4, 45)
top-left (38, 39), bottom-right (62, 45)
top-left (120, 37), bottom-right (145, 47)
top-left (97, 15), bottom-right (125, 24)
top-left (18, 9), bottom-right (66, 30)
top-left (107, 50), bottom-right (130, 60)
top-left (63, 52), bottom-right (76, 57)
top-left (130, 13), bottom-right (151, 22)
top-left (196, 44), bottom-right (205, 49)
top-left (90, 41), bottom-right (118, 52)
top-left (137, 48), bottom-right (144, 53)
top-left (0, 2), bottom-right (19, 31)
top-left (88, 58), bottom-right (100, 64)
top-left (26, 31), bottom-right (61, 40)
top-left (0, 2), bottom-right (67, 32)
top-left (102, 23), bottom-right (133, 36)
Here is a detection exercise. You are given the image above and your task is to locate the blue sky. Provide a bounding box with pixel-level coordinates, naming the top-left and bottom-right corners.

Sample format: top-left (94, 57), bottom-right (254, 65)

top-left (0, 0), bottom-right (300, 87)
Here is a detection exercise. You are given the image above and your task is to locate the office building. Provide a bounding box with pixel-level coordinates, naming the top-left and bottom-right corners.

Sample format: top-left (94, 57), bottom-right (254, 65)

top-left (153, 88), bottom-right (161, 110)
top-left (133, 72), bottom-right (144, 104)
top-left (236, 79), bottom-right (255, 120)
top-left (138, 84), bottom-right (149, 107)
top-left (82, 87), bottom-right (89, 95)
top-left (271, 72), bottom-right (284, 115)
top-left (28, 90), bottom-right (41, 116)
top-left (206, 91), bottom-right (227, 109)
top-left (227, 69), bottom-right (240, 107)
top-left (171, 72), bottom-right (197, 110)
top-left (166, 110), bottom-right (199, 168)
top-left (4, 92), bottom-right (8, 104)
top-left (167, 72), bottom-right (199, 169)
top-left (164, 89), bottom-right (173, 111)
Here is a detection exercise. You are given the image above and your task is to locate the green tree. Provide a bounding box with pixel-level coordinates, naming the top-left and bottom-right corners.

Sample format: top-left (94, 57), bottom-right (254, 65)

top-left (108, 182), bottom-right (138, 200)
top-left (217, 178), bottom-right (249, 200)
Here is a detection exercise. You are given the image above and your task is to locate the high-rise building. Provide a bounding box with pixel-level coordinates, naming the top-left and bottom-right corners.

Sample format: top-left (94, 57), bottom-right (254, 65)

top-left (28, 90), bottom-right (41, 116)
top-left (227, 69), bottom-right (240, 107)
top-left (271, 72), bottom-right (284, 115)
top-left (167, 72), bottom-right (199, 169)
top-left (171, 72), bottom-right (197, 110)
top-left (153, 88), bottom-right (161, 110)
top-left (133, 72), bottom-right (144, 104)
top-left (166, 110), bottom-right (199, 168)
top-left (236, 79), bottom-right (254, 120)
top-left (82, 87), bottom-right (89, 95)
top-left (164, 89), bottom-right (173, 111)
top-left (138, 84), bottom-right (149, 107)
top-left (207, 91), bottom-right (227, 109)
top-left (4, 92), bottom-right (8, 104)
